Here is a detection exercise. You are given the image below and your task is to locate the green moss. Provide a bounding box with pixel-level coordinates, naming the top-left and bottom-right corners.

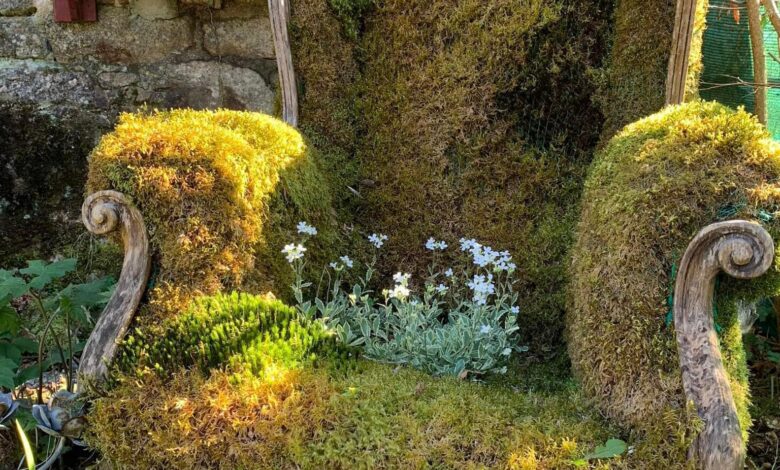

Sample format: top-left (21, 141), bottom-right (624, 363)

top-left (569, 101), bottom-right (780, 458)
top-left (90, 358), bottom-right (621, 469)
top-left (86, 109), bottom-right (342, 323)
top-left (116, 292), bottom-right (348, 378)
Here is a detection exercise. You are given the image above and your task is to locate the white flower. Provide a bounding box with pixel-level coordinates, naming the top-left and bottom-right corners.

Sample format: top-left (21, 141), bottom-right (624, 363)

top-left (296, 221), bottom-right (317, 236)
top-left (282, 243), bottom-right (306, 263)
top-left (425, 238), bottom-right (447, 251)
top-left (510, 306), bottom-right (520, 314)
top-left (501, 347), bottom-right (512, 356)
top-left (444, 268), bottom-right (454, 277)
top-left (392, 272), bottom-right (411, 286)
top-left (339, 255), bottom-right (354, 268)
top-left (435, 283), bottom-right (448, 294)
top-left (329, 262), bottom-right (338, 269)
top-left (368, 233), bottom-right (388, 248)
top-left (468, 274), bottom-right (495, 305)
top-left (479, 324), bottom-right (492, 334)
top-left (389, 284), bottom-right (410, 301)
top-left (459, 237), bottom-right (479, 252)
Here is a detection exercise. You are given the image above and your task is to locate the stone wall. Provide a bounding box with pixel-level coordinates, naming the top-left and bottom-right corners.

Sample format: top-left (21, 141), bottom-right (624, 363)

top-left (0, 0), bottom-right (276, 118)
top-left (0, 0), bottom-right (278, 265)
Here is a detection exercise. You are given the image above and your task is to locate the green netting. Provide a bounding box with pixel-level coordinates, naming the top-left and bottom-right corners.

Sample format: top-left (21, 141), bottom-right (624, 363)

top-left (701, 1), bottom-right (780, 139)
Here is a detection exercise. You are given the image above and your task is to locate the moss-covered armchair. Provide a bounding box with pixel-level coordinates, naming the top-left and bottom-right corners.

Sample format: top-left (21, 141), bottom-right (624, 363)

top-left (58, 101), bottom-right (780, 469)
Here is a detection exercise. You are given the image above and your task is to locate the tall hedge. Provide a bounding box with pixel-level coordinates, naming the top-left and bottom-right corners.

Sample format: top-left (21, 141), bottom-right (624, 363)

top-left (569, 101), bottom-right (780, 461)
top-left (86, 109), bottom-right (342, 324)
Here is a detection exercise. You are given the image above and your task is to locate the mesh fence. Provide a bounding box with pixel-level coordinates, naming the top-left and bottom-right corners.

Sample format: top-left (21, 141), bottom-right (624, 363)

top-left (700, 0), bottom-right (780, 138)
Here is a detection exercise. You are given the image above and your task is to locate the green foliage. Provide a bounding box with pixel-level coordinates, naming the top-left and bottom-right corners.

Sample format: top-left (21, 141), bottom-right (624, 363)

top-left (569, 101), bottom-right (780, 457)
top-left (117, 292), bottom-right (347, 379)
top-left (0, 258), bottom-right (113, 393)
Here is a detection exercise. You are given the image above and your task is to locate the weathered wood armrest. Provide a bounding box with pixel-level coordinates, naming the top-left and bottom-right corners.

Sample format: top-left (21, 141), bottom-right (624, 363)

top-left (675, 220), bottom-right (775, 469)
top-left (78, 191), bottom-right (151, 385)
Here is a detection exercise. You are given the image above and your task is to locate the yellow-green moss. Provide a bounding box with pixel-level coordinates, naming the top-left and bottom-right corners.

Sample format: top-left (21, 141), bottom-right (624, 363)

top-left (90, 359), bottom-right (622, 469)
top-left (86, 109), bottom-right (342, 323)
top-left (597, 0), bottom-right (710, 141)
top-left (569, 101), bottom-right (780, 457)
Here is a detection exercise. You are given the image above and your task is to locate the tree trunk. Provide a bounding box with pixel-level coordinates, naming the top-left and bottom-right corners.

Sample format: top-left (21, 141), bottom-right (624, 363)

top-left (747, 0), bottom-right (768, 124)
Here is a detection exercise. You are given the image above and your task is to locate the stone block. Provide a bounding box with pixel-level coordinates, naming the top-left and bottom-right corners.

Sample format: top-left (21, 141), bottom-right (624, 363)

top-left (203, 16), bottom-right (274, 59)
top-left (130, 0), bottom-right (177, 20)
top-left (0, 0), bottom-right (35, 17)
top-left (0, 17), bottom-right (49, 58)
top-left (46, 5), bottom-right (194, 64)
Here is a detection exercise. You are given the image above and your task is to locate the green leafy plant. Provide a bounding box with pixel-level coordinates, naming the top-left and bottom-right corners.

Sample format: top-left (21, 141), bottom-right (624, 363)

top-left (287, 224), bottom-right (525, 378)
top-left (0, 258), bottom-right (114, 401)
top-left (572, 438), bottom-right (627, 466)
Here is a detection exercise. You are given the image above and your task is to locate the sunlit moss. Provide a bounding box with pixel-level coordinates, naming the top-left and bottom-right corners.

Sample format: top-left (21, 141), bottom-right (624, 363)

top-left (87, 109), bottom-right (343, 325)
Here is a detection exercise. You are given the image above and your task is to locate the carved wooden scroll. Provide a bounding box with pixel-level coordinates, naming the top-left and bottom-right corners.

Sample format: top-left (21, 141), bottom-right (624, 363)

top-left (78, 191), bottom-right (151, 384)
top-left (666, 0), bottom-right (698, 105)
top-left (674, 220), bottom-right (774, 469)
top-left (268, 0), bottom-right (298, 126)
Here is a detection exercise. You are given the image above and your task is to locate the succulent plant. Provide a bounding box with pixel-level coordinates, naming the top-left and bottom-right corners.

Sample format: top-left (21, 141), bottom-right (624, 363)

top-left (0, 392), bottom-right (18, 426)
top-left (32, 390), bottom-right (87, 446)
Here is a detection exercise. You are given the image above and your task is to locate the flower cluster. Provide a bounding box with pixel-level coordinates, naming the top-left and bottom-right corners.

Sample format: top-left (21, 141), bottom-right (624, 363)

top-left (281, 243), bottom-right (306, 263)
top-left (368, 233), bottom-right (388, 248)
top-left (459, 238), bottom-right (515, 272)
top-left (388, 272), bottom-right (411, 301)
top-left (425, 237), bottom-right (448, 251)
top-left (285, 224), bottom-right (525, 378)
top-left (468, 274), bottom-right (496, 305)
top-left (296, 221), bottom-right (317, 236)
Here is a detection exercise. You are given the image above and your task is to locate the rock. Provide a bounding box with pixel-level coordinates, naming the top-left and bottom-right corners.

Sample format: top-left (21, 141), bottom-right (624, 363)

top-left (0, 59), bottom-right (116, 109)
top-left (45, 5), bottom-right (194, 64)
top-left (149, 61), bottom-right (274, 112)
top-left (0, 0), bottom-right (35, 17)
top-left (0, 17), bottom-right (49, 58)
top-left (203, 16), bottom-right (274, 59)
top-left (98, 70), bottom-right (137, 88)
top-left (129, 0), bottom-right (177, 20)
top-left (207, 1), bottom-right (264, 20)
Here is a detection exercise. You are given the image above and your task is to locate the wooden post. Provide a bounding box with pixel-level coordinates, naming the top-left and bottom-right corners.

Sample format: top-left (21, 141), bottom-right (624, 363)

top-left (674, 220), bottom-right (774, 469)
top-left (268, 0), bottom-right (298, 127)
top-left (666, 0), bottom-right (698, 105)
top-left (747, 0), bottom-right (768, 124)
top-left (78, 191), bottom-right (151, 384)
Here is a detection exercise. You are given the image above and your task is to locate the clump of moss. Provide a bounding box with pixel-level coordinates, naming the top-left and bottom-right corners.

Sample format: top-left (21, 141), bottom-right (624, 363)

top-left (569, 101), bottom-right (780, 454)
top-left (90, 358), bottom-right (620, 469)
top-left (87, 109), bottom-right (342, 323)
top-left (117, 292), bottom-right (348, 378)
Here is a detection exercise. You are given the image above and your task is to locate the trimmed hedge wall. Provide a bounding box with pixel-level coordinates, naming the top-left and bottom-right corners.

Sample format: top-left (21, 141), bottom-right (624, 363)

top-left (569, 101), bottom-right (780, 461)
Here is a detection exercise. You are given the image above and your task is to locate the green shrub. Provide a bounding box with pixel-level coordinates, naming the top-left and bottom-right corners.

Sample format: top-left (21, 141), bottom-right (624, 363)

top-left (86, 109), bottom-right (343, 323)
top-left (569, 101), bottom-right (780, 460)
top-left (117, 292), bottom-right (347, 378)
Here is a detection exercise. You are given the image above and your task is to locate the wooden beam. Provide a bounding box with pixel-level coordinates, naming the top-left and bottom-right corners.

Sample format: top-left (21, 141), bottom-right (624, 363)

top-left (674, 220), bottom-right (774, 469)
top-left (666, 0), bottom-right (698, 105)
top-left (268, 0), bottom-right (298, 127)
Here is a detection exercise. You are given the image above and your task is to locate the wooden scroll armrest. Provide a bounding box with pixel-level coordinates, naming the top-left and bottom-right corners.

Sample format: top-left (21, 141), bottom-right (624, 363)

top-left (674, 220), bottom-right (774, 470)
top-left (78, 191), bottom-right (151, 385)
